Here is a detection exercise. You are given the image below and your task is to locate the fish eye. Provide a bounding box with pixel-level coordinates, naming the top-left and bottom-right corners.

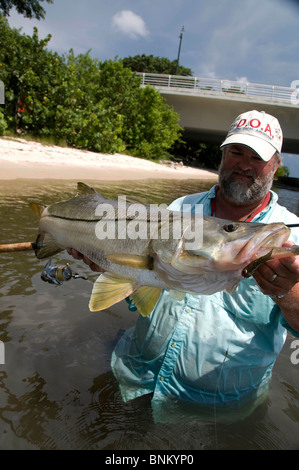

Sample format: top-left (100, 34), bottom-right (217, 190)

top-left (223, 223), bottom-right (238, 232)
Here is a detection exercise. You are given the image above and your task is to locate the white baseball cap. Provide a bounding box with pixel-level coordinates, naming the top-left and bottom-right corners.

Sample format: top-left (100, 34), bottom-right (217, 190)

top-left (220, 110), bottom-right (283, 161)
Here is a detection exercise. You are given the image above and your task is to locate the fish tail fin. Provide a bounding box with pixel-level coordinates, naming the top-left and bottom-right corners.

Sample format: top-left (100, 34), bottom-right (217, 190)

top-left (29, 202), bottom-right (46, 219)
top-left (29, 202), bottom-right (62, 259)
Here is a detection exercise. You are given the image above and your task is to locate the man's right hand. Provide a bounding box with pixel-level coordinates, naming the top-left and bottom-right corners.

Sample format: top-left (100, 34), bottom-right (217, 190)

top-left (67, 248), bottom-right (105, 273)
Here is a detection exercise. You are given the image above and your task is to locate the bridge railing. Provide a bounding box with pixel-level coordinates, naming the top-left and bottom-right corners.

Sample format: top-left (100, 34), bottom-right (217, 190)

top-left (137, 72), bottom-right (297, 103)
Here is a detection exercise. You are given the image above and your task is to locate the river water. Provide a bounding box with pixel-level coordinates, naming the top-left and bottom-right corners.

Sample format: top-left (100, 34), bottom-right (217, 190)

top-left (0, 178), bottom-right (298, 450)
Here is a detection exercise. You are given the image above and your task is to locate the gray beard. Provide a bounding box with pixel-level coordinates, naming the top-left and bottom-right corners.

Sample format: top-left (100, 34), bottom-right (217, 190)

top-left (218, 166), bottom-right (274, 205)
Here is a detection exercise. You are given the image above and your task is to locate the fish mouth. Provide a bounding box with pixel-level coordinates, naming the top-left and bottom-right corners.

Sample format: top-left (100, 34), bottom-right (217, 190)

top-left (168, 222), bottom-right (290, 275)
top-left (233, 223), bottom-right (290, 266)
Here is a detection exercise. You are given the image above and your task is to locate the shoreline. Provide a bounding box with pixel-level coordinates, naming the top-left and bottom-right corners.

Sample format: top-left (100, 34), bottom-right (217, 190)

top-left (0, 137), bottom-right (218, 181)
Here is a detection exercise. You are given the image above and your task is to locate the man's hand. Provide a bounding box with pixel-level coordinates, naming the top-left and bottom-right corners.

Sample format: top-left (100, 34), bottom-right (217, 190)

top-left (253, 241), bottom-right (299, 299)
top-left (67, 248), bottom-right (105, 273)
top-left (253, 241), bottom-right (299, 333)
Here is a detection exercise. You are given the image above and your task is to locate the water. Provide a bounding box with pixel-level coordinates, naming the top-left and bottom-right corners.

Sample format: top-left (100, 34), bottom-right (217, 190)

top-left (0, 178), bottom-right (298, 450)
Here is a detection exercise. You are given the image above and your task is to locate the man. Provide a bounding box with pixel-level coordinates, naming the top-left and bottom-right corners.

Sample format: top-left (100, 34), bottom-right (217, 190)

top-left (68, 110), bottom-right (299, 418)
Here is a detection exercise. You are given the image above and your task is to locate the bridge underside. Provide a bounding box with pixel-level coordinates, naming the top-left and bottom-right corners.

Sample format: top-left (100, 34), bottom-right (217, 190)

top-left (182, 128), bottom-right (299, 154)
top-left (160, 90), bottom-right (299, 154)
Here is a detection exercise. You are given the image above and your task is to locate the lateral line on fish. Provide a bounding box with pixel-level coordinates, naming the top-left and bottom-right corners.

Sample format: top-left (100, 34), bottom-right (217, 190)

top-left (48, 215), bottom-right (154, 222)
top-left (49, 215), bottom-right (97, 221)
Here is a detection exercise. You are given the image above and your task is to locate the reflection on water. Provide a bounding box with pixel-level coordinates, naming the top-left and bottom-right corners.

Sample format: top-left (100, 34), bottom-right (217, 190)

top-left (0, 178), bottom-right (298, 450)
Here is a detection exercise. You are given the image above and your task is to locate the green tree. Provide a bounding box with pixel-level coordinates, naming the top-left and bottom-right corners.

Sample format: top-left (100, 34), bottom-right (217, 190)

top-left (121, 54), bottom-right (193, 76)
top-left (60, 57), bottom-right (182, 158)
top-left (0, 16), bottom-right (62, 129)
top-left (0, 110), bottom-right (7, 135)
top-left (0, 0), bottom-right (53, 19)
top-left (0, 19), bottom-right (182, 158)
top-left (95, 59), bottom-right (183, 158)
top-left (52, 53), bottom-right (126, 153)
top-left (122, 84), bottom-right (182, 159)
top-left (275, 165), bottom-right (290, 179)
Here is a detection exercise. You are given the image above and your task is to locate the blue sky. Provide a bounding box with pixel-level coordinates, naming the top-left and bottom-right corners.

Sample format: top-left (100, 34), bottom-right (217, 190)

top-left (6, 0), bottom-right (299, 176)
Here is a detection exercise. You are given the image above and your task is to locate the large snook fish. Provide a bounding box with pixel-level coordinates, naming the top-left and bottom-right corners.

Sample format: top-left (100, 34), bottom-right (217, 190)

top-left (30, 182), bottom-right (299, 317)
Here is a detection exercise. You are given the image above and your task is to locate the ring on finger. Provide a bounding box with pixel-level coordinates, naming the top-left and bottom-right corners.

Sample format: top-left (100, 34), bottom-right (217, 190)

top-left (269, 273), bottom-right (278, 282)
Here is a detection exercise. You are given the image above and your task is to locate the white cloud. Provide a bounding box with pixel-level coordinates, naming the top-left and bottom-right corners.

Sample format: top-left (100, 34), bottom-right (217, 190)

top-left (111, 10), bottom-right (149, 39)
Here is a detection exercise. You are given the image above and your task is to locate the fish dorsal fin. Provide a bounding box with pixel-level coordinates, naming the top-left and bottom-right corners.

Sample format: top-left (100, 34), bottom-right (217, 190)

top-left (76, 182), bottom-right (108, 202)
top-left (76, 182), bottom-right (97, 196)
top-left (106, 253), bottom-right (153, 270)
top-left (129, 286), bottom-right (162, 317)
top-left (29, 202), bottom-right (46, 219)
top-left (89, 273), bottom-right (138, 312)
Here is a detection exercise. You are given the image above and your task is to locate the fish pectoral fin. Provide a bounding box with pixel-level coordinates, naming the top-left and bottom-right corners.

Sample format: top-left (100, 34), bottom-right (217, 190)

top-left (29, 202), bottom-right (46, 219)
top-left (34, 233), bottom-right (62, 259)
top-left (106, 253), bottom-right (153, 270)
top-left (129, 286), bottom-right (162, 317)
top-left (89, 273), bottom-right (137, 312)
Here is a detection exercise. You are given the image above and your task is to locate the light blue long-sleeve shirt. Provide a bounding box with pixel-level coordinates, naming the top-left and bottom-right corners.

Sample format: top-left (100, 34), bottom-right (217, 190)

top-left (111, 186), bottom-right (299, 417)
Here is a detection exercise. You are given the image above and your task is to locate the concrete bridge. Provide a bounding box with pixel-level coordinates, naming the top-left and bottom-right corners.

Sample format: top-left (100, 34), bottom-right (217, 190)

top-left (138, 73), bottom-right (299, 154)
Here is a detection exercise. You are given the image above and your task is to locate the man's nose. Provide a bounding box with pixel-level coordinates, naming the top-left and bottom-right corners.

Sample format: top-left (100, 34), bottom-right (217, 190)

top-left (237, 154), bottom-right (254, 171)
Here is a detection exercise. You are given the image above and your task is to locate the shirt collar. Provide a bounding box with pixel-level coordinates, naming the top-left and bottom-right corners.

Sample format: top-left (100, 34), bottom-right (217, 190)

top-left (207, 184), bottom-right (219, 199)
top-left (207, 185), bottom-right (277, 219)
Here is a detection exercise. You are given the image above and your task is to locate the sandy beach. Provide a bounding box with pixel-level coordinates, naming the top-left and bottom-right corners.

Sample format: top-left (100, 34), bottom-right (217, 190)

top-left (0, 137), bottom-right (218, 181)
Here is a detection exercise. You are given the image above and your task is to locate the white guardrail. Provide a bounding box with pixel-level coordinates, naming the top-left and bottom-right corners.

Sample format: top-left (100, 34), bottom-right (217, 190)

top-left (137, 72), bottom-right (298, 104)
